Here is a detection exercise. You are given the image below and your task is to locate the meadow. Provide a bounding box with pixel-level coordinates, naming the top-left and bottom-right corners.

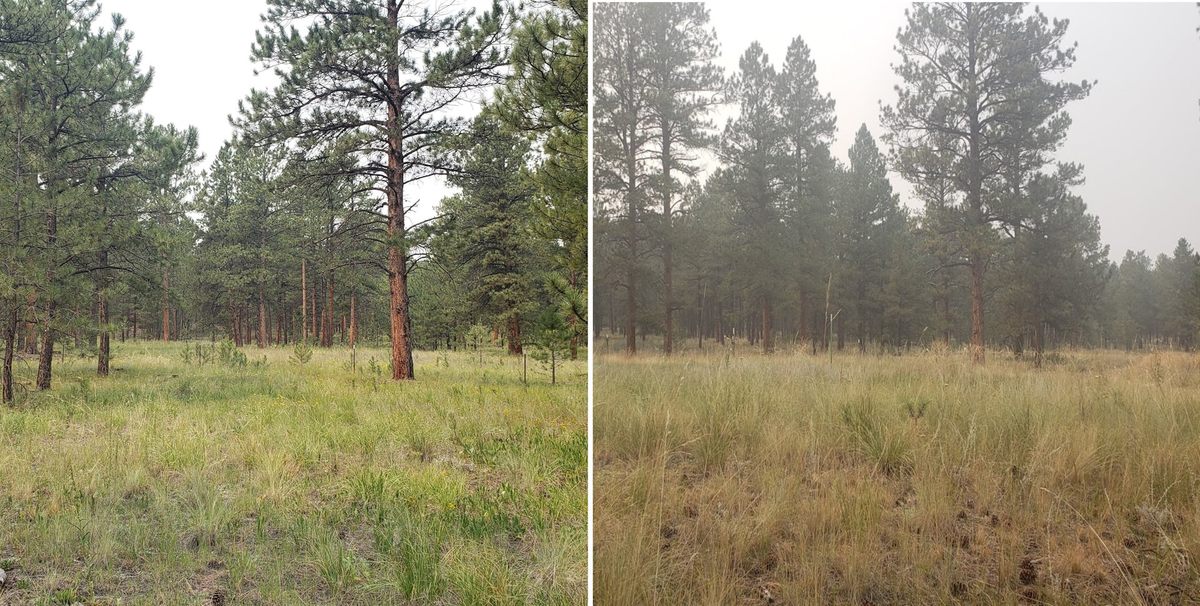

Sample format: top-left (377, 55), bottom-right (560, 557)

top-left (0, 340), bottom-right (586, 605)
top-left (594, 343), bottom-right (1200, 605)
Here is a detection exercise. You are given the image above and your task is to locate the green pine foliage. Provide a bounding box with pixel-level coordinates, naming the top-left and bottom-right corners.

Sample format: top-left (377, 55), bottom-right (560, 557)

top-left (593, 1), bottom-right (1199, 359)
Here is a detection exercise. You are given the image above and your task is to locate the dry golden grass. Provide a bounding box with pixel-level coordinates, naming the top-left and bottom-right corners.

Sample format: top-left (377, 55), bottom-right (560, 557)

top-left (594, 346), bottom-right (1200, 605)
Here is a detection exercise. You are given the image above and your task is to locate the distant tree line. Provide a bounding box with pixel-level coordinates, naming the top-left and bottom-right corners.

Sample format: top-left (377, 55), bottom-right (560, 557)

top-left (0, 0), bottom-right (587, 402)
top-left (593, 2), bottom-right (1200, 365)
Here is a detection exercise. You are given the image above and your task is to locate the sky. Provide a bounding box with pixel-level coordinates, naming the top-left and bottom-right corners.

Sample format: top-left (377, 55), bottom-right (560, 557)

top-left (99, 0), bottom-right (494, 225)
top-left (702, 1), bottom-right (1200, 261)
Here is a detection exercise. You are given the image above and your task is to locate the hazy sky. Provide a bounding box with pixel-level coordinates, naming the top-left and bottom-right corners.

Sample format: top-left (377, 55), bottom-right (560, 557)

top-left (100, 0), bottom-right (494, 224)
top-left (703, 1), bottom-right (1200, 260)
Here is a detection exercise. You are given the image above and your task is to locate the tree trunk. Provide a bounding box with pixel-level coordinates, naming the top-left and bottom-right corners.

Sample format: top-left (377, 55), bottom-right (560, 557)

top-left (233, 306), bottom-right (243, 347)
top-left (35, 300), bottom-right (54, 391)
top-left (160, 268), bottom-right (170, 341)
top-left (4, 111), bottom-right (21, 401)
top-left (969, 254), bottom-right (985, 363)
top-left (717, 300), bottom-right (725, 345)
top-left (506, 315), bottom-right (522, 355)
top-left (300, 259), bottom-right (307, 342)
top-left (385, 0), bottom-right (414, 380)
top-left (761, 298), bottom-right (773, 354)
top-left (349, 291), bottom-right (358, 348)
top-left (661, 122), bottom-right (674, 355)
top-left (799, 291), bottom-right (809, 344)
top-left (97, 279), bottom-right (109, 377)
top-left (1033, 321), bottom-right (1045, 369)
top-left (23, 292), bottom-right (37, 354)
top-left (568, 271), bottom-right (579, 361)
top-left (625, 271), bottom-right (637, 354)
top-left (257, 288), bottom-right (268, 348)
top-left (3, 303), bottom-right (17, 403)
top-left (311, 283), bottom-right (319, 342)
top-left (36, 206), bottom-right (56, 391)
top-left (321, 272), bottom-right (334, 348)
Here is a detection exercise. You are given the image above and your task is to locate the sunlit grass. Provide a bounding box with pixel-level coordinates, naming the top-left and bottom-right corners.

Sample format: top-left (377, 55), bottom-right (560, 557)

top-left (0, 340), bottom-right (585, 605)
top-left (595, 345), bottom-right (1200, 605)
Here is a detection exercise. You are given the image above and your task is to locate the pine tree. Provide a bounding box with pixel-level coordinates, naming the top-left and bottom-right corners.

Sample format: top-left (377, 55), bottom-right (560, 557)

top-left (239, 0), bottom-right (509, 379)
top-left (721, 43), bottom-right (785, 353)
top-left (833, 125), bottom-right (904, 351)
top-left (439, 112), bottom-right (539, 355)
top-left (594, 2), bottom-right (653, 354)
top-left (999, 164), bottom-right (1110, 365)
top-left (882, 3), bottom-right (1092, 363)
top-left (641, 2), bottom-right (721, 354)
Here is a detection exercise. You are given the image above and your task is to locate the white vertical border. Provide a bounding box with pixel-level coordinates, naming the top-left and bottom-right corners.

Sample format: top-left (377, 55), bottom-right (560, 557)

top-left (585, 0), bottom-right (595, 603)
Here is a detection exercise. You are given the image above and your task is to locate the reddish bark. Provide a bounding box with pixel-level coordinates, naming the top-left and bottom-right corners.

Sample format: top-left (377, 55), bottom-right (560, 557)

top-left (507, 315), bottom-right (522, 355)
top-left (969, 254), bottom-right (985, 364)
top-left (384, 0), bottom-right (415, 380)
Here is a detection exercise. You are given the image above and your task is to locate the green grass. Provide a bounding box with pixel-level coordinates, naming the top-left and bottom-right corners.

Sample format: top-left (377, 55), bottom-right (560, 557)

top-left (595, 346), bottom-right (1200, 605)
top-left (0, 340), bottom-right (585, 605)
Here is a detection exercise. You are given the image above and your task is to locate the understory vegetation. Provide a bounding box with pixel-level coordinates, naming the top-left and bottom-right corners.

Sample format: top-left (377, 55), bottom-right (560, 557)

top-left (0, 341), bottom-right (586, 605)
top-left (595, 348), bottom-right (1200, 605)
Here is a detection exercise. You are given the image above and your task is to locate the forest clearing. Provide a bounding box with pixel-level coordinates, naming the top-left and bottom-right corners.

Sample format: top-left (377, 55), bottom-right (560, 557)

top-left (0, 0), bottom-right (587, 601)
top-left (593, 2), bottom-right (1200, 601)
top-left (594, 347), bottom-right (1200, 605)
top-left (0, 340), bottom-right (586, 604)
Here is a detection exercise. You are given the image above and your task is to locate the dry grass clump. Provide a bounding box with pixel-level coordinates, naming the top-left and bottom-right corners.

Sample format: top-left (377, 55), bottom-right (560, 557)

top-left (0, 341), bottom-right (585, 605)
top-left (595, 348), bottom-right (1200, 605)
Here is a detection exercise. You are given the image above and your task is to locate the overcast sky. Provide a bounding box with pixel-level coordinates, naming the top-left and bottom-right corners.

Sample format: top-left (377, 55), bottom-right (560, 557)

top-left (702, 1), bottom-right (1200, 261)
top-left (100, 0), bottom-right (493, 224)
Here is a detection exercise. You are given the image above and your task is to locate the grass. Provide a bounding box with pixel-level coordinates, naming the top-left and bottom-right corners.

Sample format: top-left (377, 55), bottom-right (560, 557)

top-left (0, 340), bottom-right (585, 605)
top-left (594, 343), bottom-right (1200, 605)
